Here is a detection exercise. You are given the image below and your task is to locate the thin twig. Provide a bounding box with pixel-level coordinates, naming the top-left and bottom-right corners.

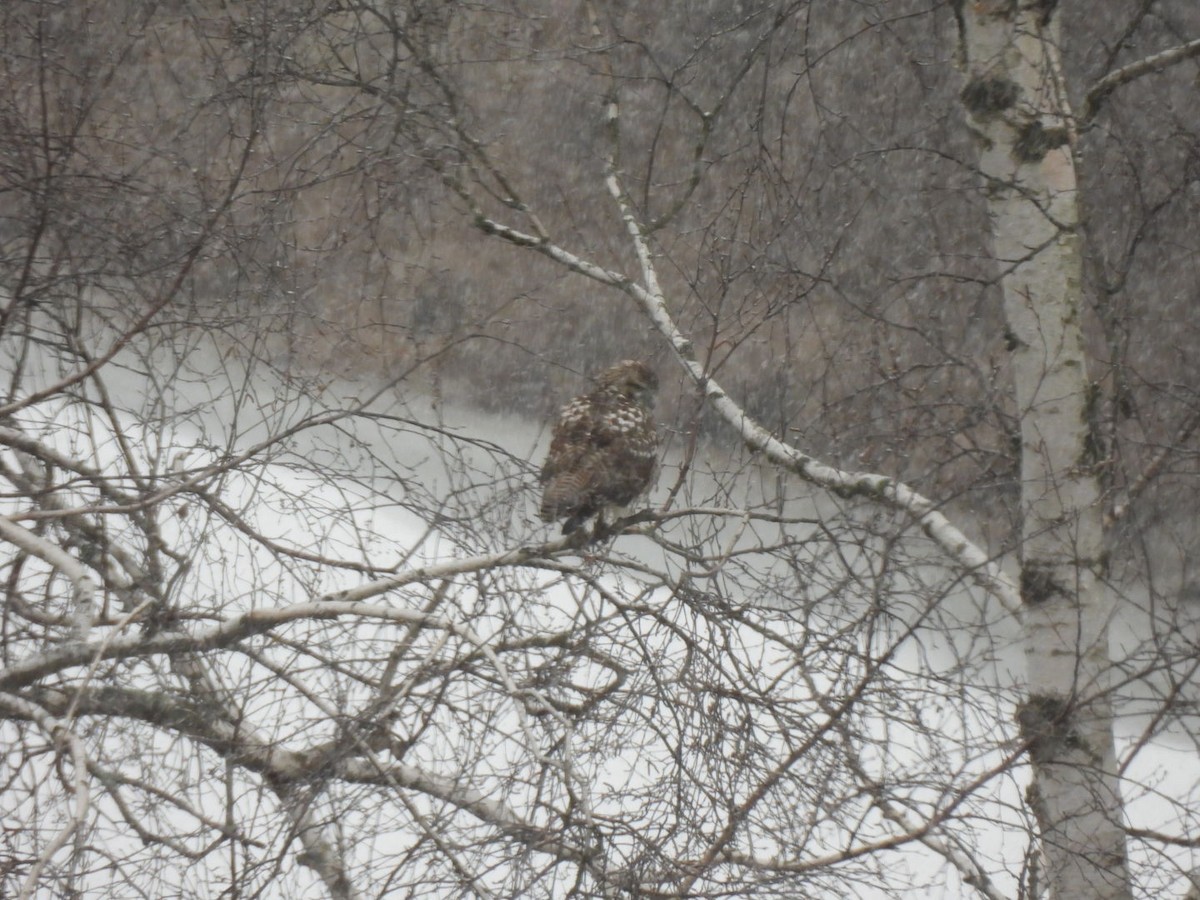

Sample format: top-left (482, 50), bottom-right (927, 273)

top-left (0, 693), bottom-right (92, 900)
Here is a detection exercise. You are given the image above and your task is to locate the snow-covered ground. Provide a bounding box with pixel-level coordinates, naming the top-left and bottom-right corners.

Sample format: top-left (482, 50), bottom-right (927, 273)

top-left (2, 319), bottom-right (1198, 898)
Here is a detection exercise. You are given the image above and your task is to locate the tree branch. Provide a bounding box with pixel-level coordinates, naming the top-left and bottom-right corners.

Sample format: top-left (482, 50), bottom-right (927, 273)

top-left (599, 95), bottom-right (1021, 617)
top-left (0, 692), bottom-right (92, 900)
top-left (17, 684), bottom-right (617, 888)
top-left (463, 203), bottom-right (1021, 615)
top-left (0, 513), bottom-right (96, 636)
top-left (1082, 37), bottom-right (1200, 123)
top-left (1106, 409), bottom-right (1200, 527)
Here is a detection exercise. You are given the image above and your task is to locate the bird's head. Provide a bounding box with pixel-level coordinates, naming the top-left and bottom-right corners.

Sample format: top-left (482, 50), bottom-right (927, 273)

top-left (596, 360), bottom-right (658, 406)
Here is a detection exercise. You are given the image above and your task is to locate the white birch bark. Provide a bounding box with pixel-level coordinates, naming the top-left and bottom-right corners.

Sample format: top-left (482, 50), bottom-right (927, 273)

top-left (956, 2), bottom-right (1130, 896)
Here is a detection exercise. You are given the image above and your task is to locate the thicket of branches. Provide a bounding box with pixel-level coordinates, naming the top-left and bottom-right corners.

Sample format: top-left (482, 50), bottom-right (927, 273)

top-left (2, 1), bottom-right (1200, 897)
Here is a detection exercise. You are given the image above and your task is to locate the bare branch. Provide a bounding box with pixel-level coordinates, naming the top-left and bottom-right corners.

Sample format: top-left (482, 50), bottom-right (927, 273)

top-left (1083, 37), bottom-right (1200, 123)
top-left (0, 693), bottom-right (91, 900)
top-left (599, 96), bottom-right (1020, 617)
top-left (1106, 409), bottom-right (1200, 527)
top-left (0, 514), bottom-right (96, 636)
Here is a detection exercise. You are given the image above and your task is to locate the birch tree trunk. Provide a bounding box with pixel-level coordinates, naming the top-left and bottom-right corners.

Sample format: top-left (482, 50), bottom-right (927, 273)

top-left (957, 3), bottom-right (1130, 897)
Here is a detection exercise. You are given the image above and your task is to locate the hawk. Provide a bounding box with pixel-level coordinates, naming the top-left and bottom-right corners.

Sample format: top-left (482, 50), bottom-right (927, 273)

top-left (539, 360), bottom-right (659, 535)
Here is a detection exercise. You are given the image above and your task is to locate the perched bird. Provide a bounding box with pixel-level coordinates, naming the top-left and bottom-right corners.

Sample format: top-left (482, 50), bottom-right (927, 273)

top-left (539, 360), bottom-right (659, 534)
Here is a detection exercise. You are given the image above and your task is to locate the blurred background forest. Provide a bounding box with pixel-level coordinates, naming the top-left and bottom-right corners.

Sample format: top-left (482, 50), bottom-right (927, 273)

top-left (6, 0), bottom-right (1199, 516)
top-left (8, 0), bottom-right (1198, 561)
